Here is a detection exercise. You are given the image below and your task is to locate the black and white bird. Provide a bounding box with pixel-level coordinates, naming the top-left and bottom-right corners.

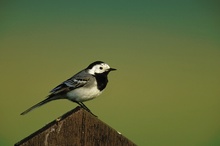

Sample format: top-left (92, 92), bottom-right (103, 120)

top-left (20, 61), bottom-right (116, 116)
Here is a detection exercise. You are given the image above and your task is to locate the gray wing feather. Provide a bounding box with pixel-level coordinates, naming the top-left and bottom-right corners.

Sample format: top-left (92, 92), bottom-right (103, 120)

top-left (20, 70), bottom-right (92, 115)
top-left (50, 70), bottom-right (91, 94)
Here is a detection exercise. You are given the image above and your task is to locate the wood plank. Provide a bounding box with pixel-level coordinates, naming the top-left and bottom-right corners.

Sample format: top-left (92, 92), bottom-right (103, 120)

top-left (15, 106), bottom-right (136, 146)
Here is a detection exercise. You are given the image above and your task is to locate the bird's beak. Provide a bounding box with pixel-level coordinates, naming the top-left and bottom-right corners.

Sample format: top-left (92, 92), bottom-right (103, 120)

top-left (109, 68), bottom-right (117, 71)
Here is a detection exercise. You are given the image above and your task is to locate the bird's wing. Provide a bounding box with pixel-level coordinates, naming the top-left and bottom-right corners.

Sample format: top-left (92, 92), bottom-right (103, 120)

top-left (49, 70), bottom-right (91, 95)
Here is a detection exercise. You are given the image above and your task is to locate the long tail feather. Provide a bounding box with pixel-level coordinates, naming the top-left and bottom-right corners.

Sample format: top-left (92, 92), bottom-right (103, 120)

top-left (20, 96), bottom-right (58, 115)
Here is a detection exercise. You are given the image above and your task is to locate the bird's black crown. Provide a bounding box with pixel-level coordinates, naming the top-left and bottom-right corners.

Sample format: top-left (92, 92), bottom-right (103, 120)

top-left (86, 61), bottom-right (104, 69)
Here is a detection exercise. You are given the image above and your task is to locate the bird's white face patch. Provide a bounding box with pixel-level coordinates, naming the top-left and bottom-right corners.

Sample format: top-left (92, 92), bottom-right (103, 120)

top-left (88, 63), bottom-right (111, 75)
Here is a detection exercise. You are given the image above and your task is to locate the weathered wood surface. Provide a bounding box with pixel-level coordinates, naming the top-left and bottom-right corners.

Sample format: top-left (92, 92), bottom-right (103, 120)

top-left (15, 106), bottom-right (136, 146)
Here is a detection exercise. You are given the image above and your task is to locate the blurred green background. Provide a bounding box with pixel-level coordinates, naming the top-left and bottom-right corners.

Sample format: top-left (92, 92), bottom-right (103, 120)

top-left (1, 1), bottom-right (220, 145)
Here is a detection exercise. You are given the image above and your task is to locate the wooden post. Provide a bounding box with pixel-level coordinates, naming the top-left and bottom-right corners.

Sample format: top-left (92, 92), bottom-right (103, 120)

top-left (15, 106), bottom-right (136, 146)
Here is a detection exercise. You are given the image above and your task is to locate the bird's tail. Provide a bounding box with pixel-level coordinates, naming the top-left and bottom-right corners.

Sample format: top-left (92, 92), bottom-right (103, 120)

top-left (20, 95), bottom-right (60, 115)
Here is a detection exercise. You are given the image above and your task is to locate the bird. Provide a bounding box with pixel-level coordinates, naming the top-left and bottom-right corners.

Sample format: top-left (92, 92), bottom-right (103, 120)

top-left (20, 61), bottom-right (116, 116)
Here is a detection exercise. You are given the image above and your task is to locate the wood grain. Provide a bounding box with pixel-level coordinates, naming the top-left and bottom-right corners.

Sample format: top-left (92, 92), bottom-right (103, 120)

top-left (15, 107), bottom-right (136, 146)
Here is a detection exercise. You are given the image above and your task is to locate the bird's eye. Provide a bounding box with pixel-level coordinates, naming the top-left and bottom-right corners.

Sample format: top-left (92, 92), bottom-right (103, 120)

top-left (99, 67), bottom-right (103, 70)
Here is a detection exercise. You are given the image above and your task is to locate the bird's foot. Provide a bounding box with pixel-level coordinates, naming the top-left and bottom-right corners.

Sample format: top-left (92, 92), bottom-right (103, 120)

top-left (80, 106), bottom-right (97, 117)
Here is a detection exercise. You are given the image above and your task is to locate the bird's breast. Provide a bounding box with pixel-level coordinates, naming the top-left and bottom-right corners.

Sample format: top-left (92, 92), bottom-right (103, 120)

top-left (66, 86), bottom-right (103, 102)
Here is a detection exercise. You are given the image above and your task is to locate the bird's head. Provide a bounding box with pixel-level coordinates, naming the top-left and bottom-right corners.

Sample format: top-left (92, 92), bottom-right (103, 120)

top-left (87, 61), bottom-right (116, 75)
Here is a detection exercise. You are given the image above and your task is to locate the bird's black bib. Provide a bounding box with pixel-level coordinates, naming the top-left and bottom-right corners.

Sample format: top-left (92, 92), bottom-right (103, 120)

top-left (94, 72), bottom-right (109, 91)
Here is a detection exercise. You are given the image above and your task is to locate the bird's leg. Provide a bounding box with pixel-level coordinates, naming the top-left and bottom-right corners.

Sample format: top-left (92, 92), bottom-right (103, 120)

top-left (79, 102), bottom-right (97, 117)
top-left (75, 101), bottom-right (90, 111)
top-left (75, 101), bottom-right (97, 117)
top-left (80, 102), bottom-right (91, 112)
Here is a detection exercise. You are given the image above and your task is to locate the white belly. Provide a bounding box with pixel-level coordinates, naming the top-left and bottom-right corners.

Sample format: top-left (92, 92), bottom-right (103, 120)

top-left (66, 86), bottom-right (102, 102)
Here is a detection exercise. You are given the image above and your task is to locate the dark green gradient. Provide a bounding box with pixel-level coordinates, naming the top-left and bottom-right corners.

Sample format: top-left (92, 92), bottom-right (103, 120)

top-left (1, 1), bottom-right (220, 145)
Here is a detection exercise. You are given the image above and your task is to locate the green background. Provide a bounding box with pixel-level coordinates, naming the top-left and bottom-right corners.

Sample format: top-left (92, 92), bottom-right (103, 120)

top-left (1, 1), bottom-right (220, 145)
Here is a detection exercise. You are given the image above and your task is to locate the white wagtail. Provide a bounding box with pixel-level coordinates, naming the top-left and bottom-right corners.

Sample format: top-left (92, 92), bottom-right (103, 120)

top-left (20, 61), bottom-right (116, 116)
